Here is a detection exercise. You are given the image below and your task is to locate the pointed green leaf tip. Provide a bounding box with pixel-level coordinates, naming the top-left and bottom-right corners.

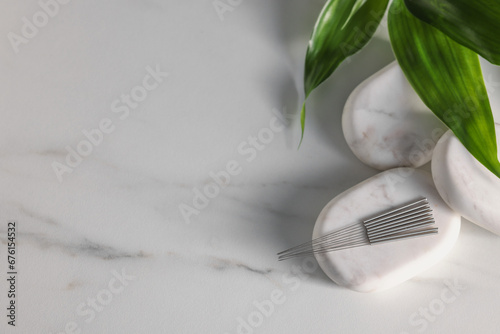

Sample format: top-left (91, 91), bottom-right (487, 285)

top-left (389, 0), bottom-right (500, 177)
top-left (298, 102), bottom-right (306, 148)
top-left (300, 0), bottom-right (390, 143)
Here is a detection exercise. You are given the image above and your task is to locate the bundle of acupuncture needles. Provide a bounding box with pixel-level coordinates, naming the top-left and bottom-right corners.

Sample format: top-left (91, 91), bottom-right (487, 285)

top-left (278, 198), bottom-right (438, 261)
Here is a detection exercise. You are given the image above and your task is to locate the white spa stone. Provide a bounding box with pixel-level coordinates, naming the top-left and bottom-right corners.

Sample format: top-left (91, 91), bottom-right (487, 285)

top-left (312, 168), bottom-right (461, 292)
top-left (432, 124), bottom-right (500, 236)
top-left (342, 62), bottom-right (447, 170)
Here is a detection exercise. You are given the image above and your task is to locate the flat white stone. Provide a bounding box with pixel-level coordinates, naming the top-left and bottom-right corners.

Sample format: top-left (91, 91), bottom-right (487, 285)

top-left (313, 168), bottom-right (461, 292)
top-left (432, 124), bottom-right (500, 236)
top-left (342, 62), bottom-right (447, 170)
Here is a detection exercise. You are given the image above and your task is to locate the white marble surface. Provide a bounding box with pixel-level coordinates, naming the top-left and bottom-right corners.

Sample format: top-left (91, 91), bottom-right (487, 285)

top-left (432, 124), bottom-right (500, 236)
top-left (313, 168), bottom-right (461, 293)
top-left (342, 62), bottom-right (448, 170)
top-left (1, 1), bottom-right (500, 333)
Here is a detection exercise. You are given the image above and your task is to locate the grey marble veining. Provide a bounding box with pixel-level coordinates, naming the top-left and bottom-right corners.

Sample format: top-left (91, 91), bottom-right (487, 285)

top-left (0, 1), bottom-right (500, 333)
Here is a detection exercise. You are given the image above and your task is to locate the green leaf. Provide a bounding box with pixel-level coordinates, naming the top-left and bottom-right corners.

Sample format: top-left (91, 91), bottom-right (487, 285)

top-left (301, 0), bottom-right (390, 141)
top-left (389, 0), bottom-right (500, 177)
top-left (404, 0), bottom-right (500, 65)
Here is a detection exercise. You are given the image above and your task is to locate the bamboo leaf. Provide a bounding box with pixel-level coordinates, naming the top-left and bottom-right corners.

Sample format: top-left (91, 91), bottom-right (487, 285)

top-left (404, 0), bottom-right (500, 65)
top-left (389, 0), bottom-right (500, 177)
top-left (300, 0), bottom-right (389, 142)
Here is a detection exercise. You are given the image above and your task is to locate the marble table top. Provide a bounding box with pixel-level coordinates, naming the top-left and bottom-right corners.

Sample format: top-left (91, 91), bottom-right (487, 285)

top-left (1, 1), bottom-right (499, 333)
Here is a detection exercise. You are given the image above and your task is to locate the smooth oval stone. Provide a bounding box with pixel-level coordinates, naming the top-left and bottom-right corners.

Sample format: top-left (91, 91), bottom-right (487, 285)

top-left (432, 124), bottom-right (500, 236)
top-left (481, 58), bottom-right (500, 112)
top-left (312, 168), bottom-right (461, 292)
top-left (342, 62), bottom-right (447, 170)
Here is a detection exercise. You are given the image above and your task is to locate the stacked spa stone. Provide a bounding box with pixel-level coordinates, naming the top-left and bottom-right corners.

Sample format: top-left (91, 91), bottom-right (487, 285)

top-left (313, 61), bottom-right (500, 292)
